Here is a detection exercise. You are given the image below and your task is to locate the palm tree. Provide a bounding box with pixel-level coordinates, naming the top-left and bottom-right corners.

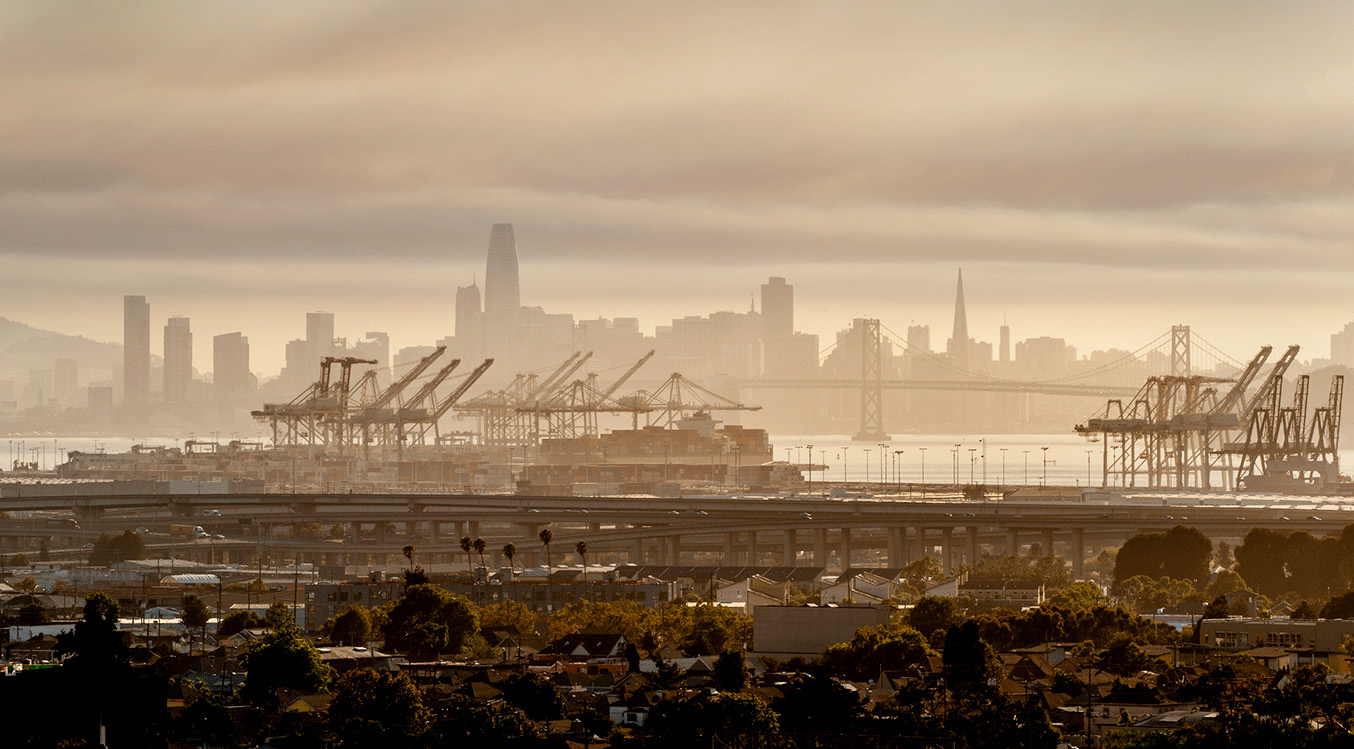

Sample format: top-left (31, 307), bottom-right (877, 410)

top-left (502, 543), bottom-right (517, 602)
top-left (473, 537), bottom-right (487, 572)
top-left (575, 540), bottom-right (589, 600)
top-left (402, 544), bottom-right (415, 573)
top-left (460, 536), bottom-right (473, 573)
top-left (539, 528), bottom-right (554, 610)
top-left (538, 528), bottom-right (553, 575)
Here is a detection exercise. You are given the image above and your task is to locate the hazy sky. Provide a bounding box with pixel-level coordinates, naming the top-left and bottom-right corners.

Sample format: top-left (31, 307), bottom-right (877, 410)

top-left (3, 2), bottom-right (1354, 374)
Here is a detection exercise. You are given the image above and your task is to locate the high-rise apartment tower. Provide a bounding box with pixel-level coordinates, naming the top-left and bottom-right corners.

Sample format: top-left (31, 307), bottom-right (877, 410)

top-left (163, 316), bottom-right (192, 402)
top-left (123, 295), bottom-right (150, 409)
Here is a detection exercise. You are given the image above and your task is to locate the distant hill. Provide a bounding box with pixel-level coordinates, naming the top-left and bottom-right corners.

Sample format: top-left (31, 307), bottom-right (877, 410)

top-left (0, 317), bottom-right (122, 381)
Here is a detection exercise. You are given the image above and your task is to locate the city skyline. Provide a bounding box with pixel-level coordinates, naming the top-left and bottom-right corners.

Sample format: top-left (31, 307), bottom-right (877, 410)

top-left (3, 3), bottom-right (1354, 372)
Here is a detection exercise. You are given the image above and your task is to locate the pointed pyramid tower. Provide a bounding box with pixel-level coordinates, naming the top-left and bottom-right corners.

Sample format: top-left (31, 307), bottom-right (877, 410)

top-left (947, 269), bottom-right (970, 368)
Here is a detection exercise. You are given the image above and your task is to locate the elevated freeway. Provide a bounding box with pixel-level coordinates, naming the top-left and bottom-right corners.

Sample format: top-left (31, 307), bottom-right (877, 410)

top-left (10, 488), bottom-right (1354, 576)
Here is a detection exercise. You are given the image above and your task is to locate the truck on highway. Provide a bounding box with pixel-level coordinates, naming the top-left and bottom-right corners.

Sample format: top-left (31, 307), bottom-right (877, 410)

top-left (169, 524), bottom-right (207, 539)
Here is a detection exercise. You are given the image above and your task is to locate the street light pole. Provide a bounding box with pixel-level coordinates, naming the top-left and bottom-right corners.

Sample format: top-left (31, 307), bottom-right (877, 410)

top-left (999, 448), bottom-right (1007, 488)
top-left (1041, 446), bottom-right (1050, 487)
top-left (1023, 450), bottom-right (1030, 485)
top-left (806, 444), bottom-right (814, 493)
top-left (952, 444), bottom-right (960, 485)
top-left (919, 447), bottom-right (926, 487)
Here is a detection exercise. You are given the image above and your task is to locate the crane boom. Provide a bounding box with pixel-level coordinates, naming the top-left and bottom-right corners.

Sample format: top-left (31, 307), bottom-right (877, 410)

top-left (537, 351), bottom-right (593, 402)
top-left (1241, 345), bottom-right (1299, 419)
top-left (1213, 346), bottom-right (1272, 415)
top-left (401, 359), bottom-right (462, 410)
top-left (373, 346), bottom-right (445, 409)
top-left (526, 353), bottom-right (581, 401)
top-left (427, 358), bottom-right (495, 421)
top-left (600, 350), bottom-right (655, 400)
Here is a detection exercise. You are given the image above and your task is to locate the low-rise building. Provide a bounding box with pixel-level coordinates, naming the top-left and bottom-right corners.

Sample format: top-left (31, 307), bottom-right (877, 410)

top-left (753, 604), bottom-right (892, 659)
top-left (1199, 617), bottom-right (1354, 652)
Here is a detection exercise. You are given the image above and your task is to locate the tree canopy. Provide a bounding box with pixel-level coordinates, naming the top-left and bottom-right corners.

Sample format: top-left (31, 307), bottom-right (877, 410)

top-left (1113, 525), bottom-right (1213, 590)
top-left (328, 668), bottom-right (429, 747)
top-left (821, 625), bottom-right (935, 681)
top-left (240, 620), bottom-right (331, 708)
top-left (382, 584), bottom-right (479, 659)
top-left (88, 530), bottom-right (146, 566)
top-left (55, 591), bottom-right (128, 671)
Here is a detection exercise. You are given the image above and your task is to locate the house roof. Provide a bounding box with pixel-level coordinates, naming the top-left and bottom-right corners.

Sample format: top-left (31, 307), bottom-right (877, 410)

top-left (541, 633), bottom-right (627, 658)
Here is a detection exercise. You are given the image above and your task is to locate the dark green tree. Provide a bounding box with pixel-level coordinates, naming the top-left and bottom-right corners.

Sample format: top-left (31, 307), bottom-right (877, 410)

top-left (17, 601), bottom-right (48, 625)
top-left (240, 620), bottom-right (331, 708)
top-left (909, 595), bottom-right (960, 637)
top-left (181, 594), bottom-right (211, 651)
top-left (500, 672), bottom-right (565, 721)
top-left (1234, 527), bottom-right (1292, 596)
top-left (645, 692), bottom-right (779, 747)
top-left (821, 625), bottom-right (934, 681)
top-left (382, 583), bottom-right (479, 659)
top-left (772, 667), bottom-right (863, 734)
top-left (943, 620), bottom-right (994, 688)
top-left (329, 606), bottom-right (373, 646)
top-left (1320, 591), bottom-right (1354, 619)
top-left (217, 610), bottom-right (264, 638)
top-left (328, 668), bottom-right (429, 748)
top-left (1095, 634), bottom-right (1151, 676)
top-left (712, 649), bottom-right (749, 692)
top-left (54, 591), bottom-right (128, 670)
top-left (264, 600), bottom-right (293, 629)
top-left (1113, 525), bottom-right (1212, 590)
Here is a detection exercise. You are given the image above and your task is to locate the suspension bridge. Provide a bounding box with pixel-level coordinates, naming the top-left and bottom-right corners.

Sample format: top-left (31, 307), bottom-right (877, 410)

top-left (731, 323), bottom-right (1249, 441)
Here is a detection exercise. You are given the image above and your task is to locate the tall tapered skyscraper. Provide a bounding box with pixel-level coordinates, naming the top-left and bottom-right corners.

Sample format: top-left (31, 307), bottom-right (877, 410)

top-left (484, 223), bottom-right (520, 316)
top-left (946, 269), bottom-right (970, 368)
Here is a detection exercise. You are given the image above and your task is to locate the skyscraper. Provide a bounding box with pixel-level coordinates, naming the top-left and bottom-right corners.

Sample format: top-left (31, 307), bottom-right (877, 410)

top-left (213, 332), bottom-right (251, 400)
top-left (306, 311), bottom-right (335, 359)
top-left (54, 358), bottom-right (78, 406)
top-left (760, 276), bottom-right (793, 341)
top-left (123, 295), bottom-right (150, 410)
top-left (946, 269), bottom-right (970, 369)
top-left (163, 316), bottom-right (192, 402)
top-left (455, 281), bottom-right (483, 361)
top-left (484, 223), bottom-right (520, 316)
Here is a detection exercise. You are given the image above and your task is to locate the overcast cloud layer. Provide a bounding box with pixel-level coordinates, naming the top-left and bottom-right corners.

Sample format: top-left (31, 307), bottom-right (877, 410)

top-left (2, 2), bottom-right (1353, 372)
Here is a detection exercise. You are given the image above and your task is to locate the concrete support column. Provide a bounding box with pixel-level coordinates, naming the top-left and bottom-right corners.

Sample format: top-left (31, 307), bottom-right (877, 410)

top-left (967, 526), bottom-right (979, 567)
top-left (915, 527), bottom-right (929, 563)
top-left (814, 529), bottom-right (828, 566)
top-left (376, 523), bottom-right (387, 545)
top-left (467, 521), bottom-right (480, 540)
top-left (725, 533), bottom-right (737, 565)
top-left (841, 528), bottom-right (853, 569)
top-left (1042, 528), bottom-right (1055, 557)
top-left (662, 537), bottom-right (678, 566)
top-left (942, 527), bottom-right (955, 575)
top-left (1072, 527), bottom-right (1086, 579)
top-left (887, 527), bottom-right (904, 568)
top-left (747, 531), bottom-right (759, 565)
top-left (430, 521), bottom-right (441, 543)
top-left (783, 530), bottom-right (796, 566)
top-left (1007, 528), bottom-right (1019, 557)
top-left (633, 538), bottom-right (644, 565)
